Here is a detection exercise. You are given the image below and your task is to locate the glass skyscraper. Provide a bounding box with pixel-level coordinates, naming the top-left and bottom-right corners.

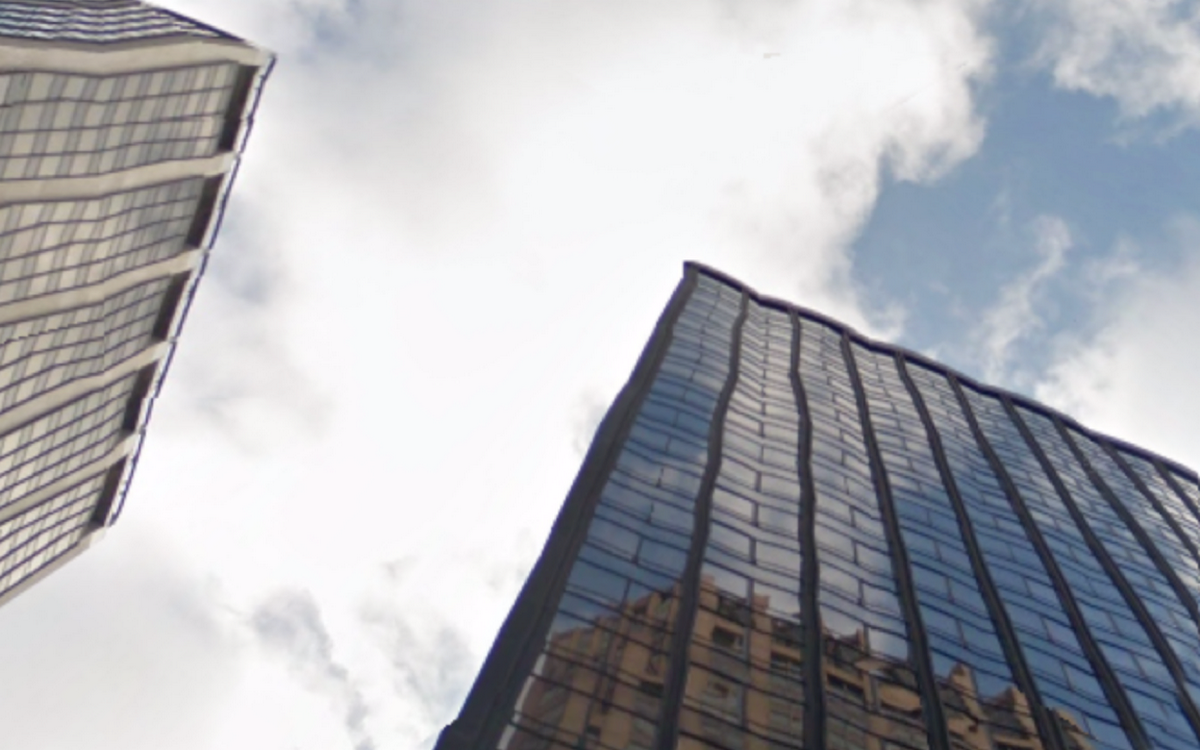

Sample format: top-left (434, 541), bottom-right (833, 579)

top-left (438, 263), bottom-right (1200, 750)
top-left (0, 1), bottom-right (270, 607)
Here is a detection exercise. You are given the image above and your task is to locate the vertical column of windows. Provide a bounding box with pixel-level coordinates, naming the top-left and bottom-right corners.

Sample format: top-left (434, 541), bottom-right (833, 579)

top-left (1165, 473), bottom-right (1200, 526)
top-left (1121, 455), bottom-right (1200, 573)
top-left (964, 387), bottom-right (1165, 749)
top-left (677, 301), bottom-right (804, 750)
top-left (855, 347), bottom-right (1048, 749)
top-left (1010, 406), bottom-right (1200, 749)
top-left (1103, 452), bottom-right (1200, 593)
top-left (796, 320), bottom-right (929, 750)
top-left (907, 366), bottom-right (1131, 750)
top-left (497, 277), bottom-right (740, 750)
top-left (1072, 440), bottom-right (1200, 696)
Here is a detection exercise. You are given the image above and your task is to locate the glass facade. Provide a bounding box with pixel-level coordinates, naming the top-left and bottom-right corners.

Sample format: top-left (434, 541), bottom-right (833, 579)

top-left (0, 3), bottom-right (268, 606)
top-left (441, 263), bottom-right (1200, 750)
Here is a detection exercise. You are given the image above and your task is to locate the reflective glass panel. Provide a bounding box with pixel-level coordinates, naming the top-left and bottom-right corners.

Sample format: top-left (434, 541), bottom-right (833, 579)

top-left (796, 320), bottom-right (929, 750)
top-left (854, 345), bottom-right (1046, 748)
top-left (909, 367), bottom-right (1131, 750)
top-left (679, 301), bottom-right (804, 750)
top-left (1014, 406), bottom-right (1199, 749)
top-left (498, 276), bottom-right (741, 750)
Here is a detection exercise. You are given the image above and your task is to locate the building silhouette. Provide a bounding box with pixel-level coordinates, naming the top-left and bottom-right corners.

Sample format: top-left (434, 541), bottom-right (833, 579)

top-left (439, 263), bottom-right (1200, 750)
top-left (0, 1), bottom-right (270, 607)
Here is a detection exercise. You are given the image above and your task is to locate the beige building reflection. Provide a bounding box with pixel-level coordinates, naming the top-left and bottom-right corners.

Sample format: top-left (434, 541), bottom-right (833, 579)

top-left (507, 578), bottom-right (1094, 750)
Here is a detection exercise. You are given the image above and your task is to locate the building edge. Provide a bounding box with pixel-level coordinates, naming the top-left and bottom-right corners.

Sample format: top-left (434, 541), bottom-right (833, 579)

top-left (105, 50), bottom-right (276, 527)
top-left (436, 269), bottom-right (700, 750)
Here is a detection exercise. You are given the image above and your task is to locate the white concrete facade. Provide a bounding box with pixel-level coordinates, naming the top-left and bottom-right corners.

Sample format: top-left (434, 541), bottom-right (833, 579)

top-left (0, 3), bottom-right (271, 606)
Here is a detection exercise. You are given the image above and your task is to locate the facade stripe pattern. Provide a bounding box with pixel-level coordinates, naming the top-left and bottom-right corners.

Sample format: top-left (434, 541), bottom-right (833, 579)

top-left (909, 365), bottom-right (1136, 749)
top-left (958, 384), bottom-right (1149, 749)
top-left (659, 288), bottom-right (749, 750)
top-left (796, 318), bottom-right (932, 750)
top-left (1100, 448), bottom-right (1200, 627)
top-left (842, 339), bottom-right (952, 750)
top-left (856, 345), bottom-right (1065, 750)
top-left (671, 297), bottom-right (812, 750)
top-left (1007, 403), bottom-right (1200, 748)
top-left (896, 356), bottom-right (1067, 750)
top-left (438, 264), bottom-right (1200, 750)
top-left (1120, 453), bottom-right (1200, 582)
top-left (1157, 468), bottom-right (1200, 530)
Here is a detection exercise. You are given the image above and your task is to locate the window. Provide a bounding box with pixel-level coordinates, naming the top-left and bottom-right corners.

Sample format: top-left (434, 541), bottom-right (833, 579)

top-left (769, 652), bottom-right (803, 690)
top-left (827, 674), bottom-right (865, 703)
top-left (701, 676), bottom-right (743, 721)
top-left (711, 625), bottom-right (745, 654)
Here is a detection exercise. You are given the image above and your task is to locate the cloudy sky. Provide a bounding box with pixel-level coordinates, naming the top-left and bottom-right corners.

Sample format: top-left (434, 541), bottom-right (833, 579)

top-left (2, 1), bottom-right (1199, 748)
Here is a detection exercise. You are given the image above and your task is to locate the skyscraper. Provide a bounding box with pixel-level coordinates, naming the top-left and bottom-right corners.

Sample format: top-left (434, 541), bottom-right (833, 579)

top-left (0, 1), bottom-right (270, 606)
top-left (438, 262), bottom-right (1200, 750)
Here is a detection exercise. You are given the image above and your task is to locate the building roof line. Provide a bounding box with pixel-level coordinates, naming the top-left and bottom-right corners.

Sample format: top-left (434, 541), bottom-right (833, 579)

top-left (682, 260), bottom-right (1198, 483)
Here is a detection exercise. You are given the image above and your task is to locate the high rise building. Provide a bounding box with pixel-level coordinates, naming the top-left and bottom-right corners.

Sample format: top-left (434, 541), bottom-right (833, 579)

top-left (438, 262), bottom-right (1200, 750)
top-left (0, 1), bottom-right (270, 606)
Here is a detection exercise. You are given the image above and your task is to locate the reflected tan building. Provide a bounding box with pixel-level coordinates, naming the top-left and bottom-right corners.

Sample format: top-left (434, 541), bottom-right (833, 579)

top-left (440, 264), bottom-right (1200, 749)
top-left (501, 580), bottom-right (1094, 750)
top-left (0, 1), bottom-right (270, 606)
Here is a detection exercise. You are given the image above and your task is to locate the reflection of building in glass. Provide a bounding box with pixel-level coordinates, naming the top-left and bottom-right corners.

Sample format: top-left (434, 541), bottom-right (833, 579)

top-left (438, 264), bottom-right (1200, 750)
top-left (0, 2), bottom-right (270, 607)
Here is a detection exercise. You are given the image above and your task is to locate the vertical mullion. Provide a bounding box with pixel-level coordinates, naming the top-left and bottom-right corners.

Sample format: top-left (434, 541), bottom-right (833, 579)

top-left (895, 356), bottom-right (1068, 750)
top-left (790, 309), bottom-right (825, 750)
top-left (1109, 447), bottom-right (1200, 591)
top-left (950, 378), bottom-right (1151, 750)
top-left (1090, 439), bottom-right (1200, 638)
top-left (841, 335), bottom-right (952, 750)
top-left (1156, 459), bottom-right (1200, 533)
top-left (656, 290), bottom-right (749, 750)
top-left (440, 270), bottom-right (700, 750)
top-left (1008, 401), bottom-right (1200, 741)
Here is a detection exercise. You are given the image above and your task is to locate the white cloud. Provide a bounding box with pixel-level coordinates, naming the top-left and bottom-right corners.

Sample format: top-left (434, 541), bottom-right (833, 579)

top-left (1029, 0), bottom-right (1200, 129)
top-left (1035, 215), bottom-right (1200, 471)
top-left (0, 0), bottom-right (994, 747)
top-left (977, 215), bottom-right (1072, 383)
top-left (0, 528), bottom-right (241, 750)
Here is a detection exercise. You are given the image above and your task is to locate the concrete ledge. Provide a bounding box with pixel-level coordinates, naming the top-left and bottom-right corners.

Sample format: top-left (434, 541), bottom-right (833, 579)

top-left (0, 344), bottom-right (166, 438)
top-left (0, 154), bottom-right (234, 205)
top-left (0, 248), bottom-right (201, 326)
top-left (0, 434), bottom-right (135, 526)
top-left (0, 35), bottom-right (268, 72)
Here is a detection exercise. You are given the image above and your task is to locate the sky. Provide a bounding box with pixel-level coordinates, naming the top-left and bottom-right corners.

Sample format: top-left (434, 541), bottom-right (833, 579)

top-left (0, 1), bottom-right (1198, 748)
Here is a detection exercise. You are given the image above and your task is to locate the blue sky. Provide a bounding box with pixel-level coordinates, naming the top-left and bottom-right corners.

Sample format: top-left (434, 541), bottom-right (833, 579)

top-left (0, 1), bottom-right (1197, 749)
top-left (856, 16), bottom-right (1200, 389)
